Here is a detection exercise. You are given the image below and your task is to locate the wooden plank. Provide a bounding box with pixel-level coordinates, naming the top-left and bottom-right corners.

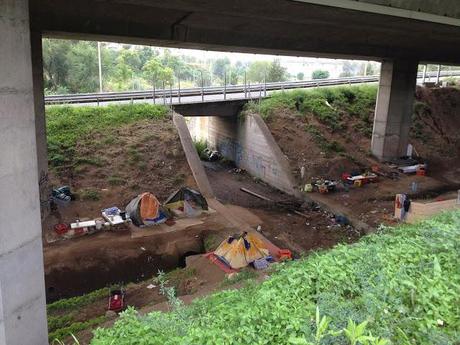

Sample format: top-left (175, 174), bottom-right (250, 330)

top-left (240, 187), bottom-right (273, 201)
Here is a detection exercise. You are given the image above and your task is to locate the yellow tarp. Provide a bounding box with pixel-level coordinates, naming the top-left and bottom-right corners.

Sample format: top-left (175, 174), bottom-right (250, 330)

top-left (214, 232), bottom-right (269, 269)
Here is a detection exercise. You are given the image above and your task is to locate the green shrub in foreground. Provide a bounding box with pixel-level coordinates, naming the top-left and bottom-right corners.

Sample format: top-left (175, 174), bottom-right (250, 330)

top-left (91, 211), bottom-right (460, 345)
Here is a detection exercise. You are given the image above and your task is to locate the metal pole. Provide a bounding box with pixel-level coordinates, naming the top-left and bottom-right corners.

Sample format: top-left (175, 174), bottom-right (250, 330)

top-left (163, 81), bottom-right (166, 105)
top-left (153, 81), bottom-right (156, 104)
top-left (224, 70), bottom-right (227, 100)
top-left (364, 61), bottom-right (368, 76)
top-left (248, 82), bottom-right (251, 100)
top-left (169, 83), bottom-right (172, 105)
top-left (244, 71), bottom-right (247, 99)
top-left (422, 65), bottom-right (427, 84)
top-left (97, 42), bottom-right (103, 93)
top-left (436, 65), bottom-right (441, 85)
top-left (264, 77), bottom-right (267, 97)
top-left (178, 77), bottom-right (181, 104)
top-left (201, 71), bottom-right (204, 102)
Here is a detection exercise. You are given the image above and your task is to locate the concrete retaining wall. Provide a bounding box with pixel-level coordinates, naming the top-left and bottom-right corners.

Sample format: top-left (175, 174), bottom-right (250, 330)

top-left (187, 114), bottom-right (300, 197)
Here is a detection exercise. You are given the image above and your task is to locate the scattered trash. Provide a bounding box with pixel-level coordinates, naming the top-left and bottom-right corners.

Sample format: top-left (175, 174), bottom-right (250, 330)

top-left (146, 284), bottom-right (156, 289)
top-left (102, 207), bottom-right (126, 226)
top-left (334, 215), bottom-right (350, 226)
top-left (277, 249), bottom-right (292, 261)
top-left (108, 287), bottom-right (126, 313)
top-left (54, 223), bottom-right (69, 235)
top-left (140, 247), bottom-right (146, 251)
top-left (52, 185), bottom-right (73, 206)
top-left (256, 225), bottom-right (262, 232)
top-left (253, 257), bottom-right (270, 270)
top-left (306, 179), bottom-right (338, 193)
top-left (202, 148), bottom-right (222, 161)
top-left (342, 172), bottom-right (378, 185)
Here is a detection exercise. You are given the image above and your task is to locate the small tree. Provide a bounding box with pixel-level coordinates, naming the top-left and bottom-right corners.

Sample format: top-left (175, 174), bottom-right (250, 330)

top-left (297, 72), bottom-right (305, 81)
top-left (267, 59), bottom-right (288, 82)
top-left (312, 70), bottom-right (330, 80)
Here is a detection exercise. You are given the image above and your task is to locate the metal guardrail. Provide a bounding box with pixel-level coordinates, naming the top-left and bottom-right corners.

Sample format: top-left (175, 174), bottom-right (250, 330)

top-left (44, 70), bottom-right (460, 105)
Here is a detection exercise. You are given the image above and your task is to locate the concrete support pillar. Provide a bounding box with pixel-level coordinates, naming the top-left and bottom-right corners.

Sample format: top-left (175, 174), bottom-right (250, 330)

top-left (0, 1), bottom-right (49, 344)
top-left (31, 31), bottom-right (50, 220)
top-left (371, 59), bottom-right (418, 160)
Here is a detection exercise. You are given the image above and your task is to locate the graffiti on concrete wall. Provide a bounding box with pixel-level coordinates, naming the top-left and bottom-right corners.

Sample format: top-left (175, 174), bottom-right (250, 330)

top-left (39, 170), bottom-right (50, 219)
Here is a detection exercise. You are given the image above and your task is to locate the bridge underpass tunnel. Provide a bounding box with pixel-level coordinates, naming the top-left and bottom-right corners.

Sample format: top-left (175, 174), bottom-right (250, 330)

top-left (371, 59), bottom-right (419, 160)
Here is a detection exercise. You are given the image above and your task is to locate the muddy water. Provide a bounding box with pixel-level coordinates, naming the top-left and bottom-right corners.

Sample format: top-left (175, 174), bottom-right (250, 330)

top-left (45, 240), bottom-right (204, 303)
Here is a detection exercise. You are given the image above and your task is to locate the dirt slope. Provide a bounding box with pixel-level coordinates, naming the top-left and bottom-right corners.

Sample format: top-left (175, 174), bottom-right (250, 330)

top-left (263, 86), bottom-right (460, 184)
top-left (47, 118), bottom-right (196, 226)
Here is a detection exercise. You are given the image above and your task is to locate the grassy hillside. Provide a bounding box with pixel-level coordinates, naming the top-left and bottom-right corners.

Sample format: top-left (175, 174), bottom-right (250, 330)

top-left (90, 210), bottom-right (460, 345)
top-left (45, 103), bottom-right (193, 219)
top-left (46, 104), bottom-right (168, 169)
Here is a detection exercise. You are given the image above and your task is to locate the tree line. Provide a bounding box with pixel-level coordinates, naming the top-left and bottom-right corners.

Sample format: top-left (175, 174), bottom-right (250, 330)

top-left (42, 39), bottom-right (292, 95)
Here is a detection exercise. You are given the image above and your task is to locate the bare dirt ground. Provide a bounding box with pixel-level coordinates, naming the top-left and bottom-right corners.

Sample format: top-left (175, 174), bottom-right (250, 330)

top-left (204, 161), bottom-right (360, 255)
top-left (264, 86), bottom-right (460, 228)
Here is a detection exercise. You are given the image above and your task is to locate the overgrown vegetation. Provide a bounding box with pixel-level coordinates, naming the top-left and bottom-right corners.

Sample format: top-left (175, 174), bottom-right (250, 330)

top-left (247, 85), bottom-right (377, 131)
top-left (47, 288), bottom-right (110, 343)
top-left (91, 211), bottom-right (460, 344)
top-left (193, 139), bottom-right (208, 159)
top-left (47, 287), bottom-right (109, 313)
top-left (46, 103), bottom-right (168, 170)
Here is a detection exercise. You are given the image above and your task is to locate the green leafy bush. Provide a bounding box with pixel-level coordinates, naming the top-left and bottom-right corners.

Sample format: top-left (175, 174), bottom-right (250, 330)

top-left (91, 211), bottom-right (460, 345)
top-left (249, 85), bottom-right (377, 131)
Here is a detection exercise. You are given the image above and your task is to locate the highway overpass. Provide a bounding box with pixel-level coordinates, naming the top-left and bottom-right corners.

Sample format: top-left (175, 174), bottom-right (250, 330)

top-left (2, 1), bottom-right (460, 344)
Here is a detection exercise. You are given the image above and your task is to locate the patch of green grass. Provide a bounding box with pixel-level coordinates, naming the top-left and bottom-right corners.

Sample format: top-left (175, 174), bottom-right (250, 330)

top-left (74, 156), bottom-right (105, 167)
top-left (92, 211), bottom-right (460, 345)
top-left (305, 125), bottom-right (344, 155)
top-left (48, 314), bottom-right (75, 333)
top-left (162, 268), bottom-right (197, 291)
top-left (193, 140), bottom-right (207, 158)
top-left (101, 135), bottom-right (117, 145)
top-left (80, 188), bottom-right (101, 201)
top-left (47, 288), bottom-right (109, 313)
top-left (247, 85), bottom-right (378, 131)
top-left (220, 268), bottom-right (257, 287)
top-left (46, 103), bottom-right (168, 169)
top-left (127, 147), bottom-right (142, 163)
top-left (108, 175), bottom-right (124, 186)
top-left (49, 316), bottom-right (106, 344)
top-left (203, 234), bottom-right (222, 252)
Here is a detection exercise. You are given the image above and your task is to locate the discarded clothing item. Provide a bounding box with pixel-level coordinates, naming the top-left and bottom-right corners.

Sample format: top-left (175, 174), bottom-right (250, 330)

top-left (335, 215), bottom-right (349, 226)
top-left (214, 232), bottom-right (269, 269)
top-left (398, 164), bottom-right (426, 174)
top-left (165, 187), bottom-right (208, 217)
top-left (202, 148), bottom-right (222, 162)
top-left (126, 192), bottom-right (168, 227)
top-left (253, 257), bottom-right (270, 270)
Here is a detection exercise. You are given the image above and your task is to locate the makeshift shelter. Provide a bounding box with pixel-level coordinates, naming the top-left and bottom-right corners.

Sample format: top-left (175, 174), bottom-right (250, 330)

top-left (165, 187), bottom-right (208, 217)
top-left (214, 232), bottom-right (269, 269)
top-left (126, 192), bottom-right (168, 227)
